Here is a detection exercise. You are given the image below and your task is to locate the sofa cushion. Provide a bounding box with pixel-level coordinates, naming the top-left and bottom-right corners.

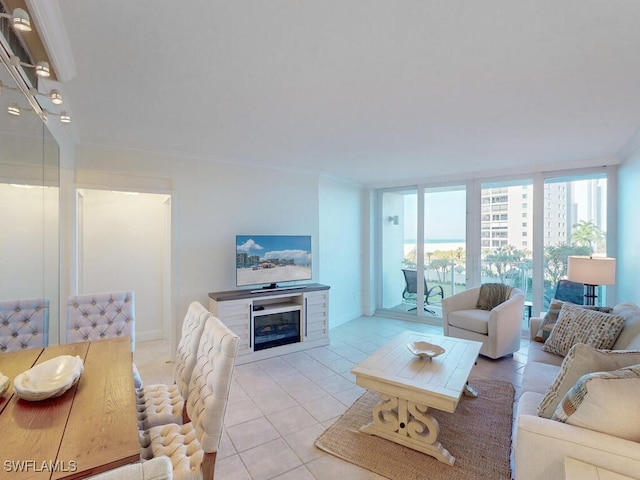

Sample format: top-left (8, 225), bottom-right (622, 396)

top-left (527, 341), bottom-right (565, 367)
top-left (537, 343), bottom-right (640, 418)
top-left (534, 300), bottom-right (613, 343)
top-left (551, 364), bottom-right (640, 442)
top-left (447, 309), bottom-right (489, 335)
top-left (612, 302), bottom-right (640, 350)
top-left (522, 361), bottom-right (561, 395)
top-left (542, 303), bottom-right (624, 357)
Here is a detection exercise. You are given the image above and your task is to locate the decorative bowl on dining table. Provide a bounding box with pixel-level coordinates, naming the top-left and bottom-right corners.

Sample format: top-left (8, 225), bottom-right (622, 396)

top-left (0, 372), bottom-right (9, 397)
top-left (406, 340), bottom-right (445, 360)
top-left (13, 355), bottom-right (84, 401)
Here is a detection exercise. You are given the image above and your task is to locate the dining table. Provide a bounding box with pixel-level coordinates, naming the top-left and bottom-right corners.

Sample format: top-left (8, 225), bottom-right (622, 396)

top-left (0, 336), bottom-right (140, 480)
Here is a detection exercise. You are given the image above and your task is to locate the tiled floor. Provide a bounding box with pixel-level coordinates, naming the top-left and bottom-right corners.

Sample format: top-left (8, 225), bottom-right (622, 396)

top-left (134, 315), bottom-right (528, 480)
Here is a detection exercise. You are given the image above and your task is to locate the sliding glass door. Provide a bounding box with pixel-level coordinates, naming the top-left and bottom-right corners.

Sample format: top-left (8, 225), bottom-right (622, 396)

top-left (379, 185), bottom-right (466, 319)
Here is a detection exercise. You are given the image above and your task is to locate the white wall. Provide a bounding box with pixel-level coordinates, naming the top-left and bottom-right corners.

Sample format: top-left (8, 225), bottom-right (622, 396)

top-left (617, 154), bottom-right (640, 305)
top-left (318, 176), bottom-right (364, 328)
top-left (73, 145), bottom-right (323, 343)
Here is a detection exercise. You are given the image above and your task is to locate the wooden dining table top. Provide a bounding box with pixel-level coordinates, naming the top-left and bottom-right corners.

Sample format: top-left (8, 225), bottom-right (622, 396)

top-left (0, 337), bottom-right (140, 480)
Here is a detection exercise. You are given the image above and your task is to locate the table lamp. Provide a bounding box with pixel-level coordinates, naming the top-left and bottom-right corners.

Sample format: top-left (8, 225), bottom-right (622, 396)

top-left (567, 255), bottom-right (616, 306)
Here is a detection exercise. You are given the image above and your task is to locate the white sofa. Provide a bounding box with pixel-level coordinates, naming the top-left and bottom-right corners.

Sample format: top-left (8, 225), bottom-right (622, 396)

top-left (513, 302), bottom-right (640, 480)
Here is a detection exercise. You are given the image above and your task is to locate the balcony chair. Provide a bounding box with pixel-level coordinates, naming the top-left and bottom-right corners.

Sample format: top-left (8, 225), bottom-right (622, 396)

top-left (401, 268), bottom-right (445, 315)
top-left (140, 315), bottom-right (240, 480)
top-left (67, 290), bottom-right (142, 387)
top-left (86, 457), bottom-right (172, 480)
top-left (442, 284), bottom-right (525, 359)
top-left (137, 301), bottom-right (210, 430)
top-left (0, 297), bottom-right (49, 352)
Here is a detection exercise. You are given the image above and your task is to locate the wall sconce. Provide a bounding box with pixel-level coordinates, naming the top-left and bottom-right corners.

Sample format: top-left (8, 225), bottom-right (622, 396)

top-left (567, 255), bottom-right (616, 306)
top-left (388, 215), bottom-right (399, 225)
top-left (0, 8), bottom-right (32, 32)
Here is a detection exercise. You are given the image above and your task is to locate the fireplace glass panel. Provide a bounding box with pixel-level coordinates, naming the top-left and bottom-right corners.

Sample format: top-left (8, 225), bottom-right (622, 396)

top-left (254, 310), bottom-right (300, 351)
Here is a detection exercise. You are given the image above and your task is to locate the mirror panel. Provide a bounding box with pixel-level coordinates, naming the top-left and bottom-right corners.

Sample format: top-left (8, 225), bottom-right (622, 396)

top-left (0, 59), bottom-right (60, 344)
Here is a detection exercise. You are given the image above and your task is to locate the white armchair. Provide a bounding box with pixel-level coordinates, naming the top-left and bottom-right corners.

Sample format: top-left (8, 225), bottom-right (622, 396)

top-left (442, 286), bottom-right (525, 359)
top-left (86, 457), bottom-right (172, 480)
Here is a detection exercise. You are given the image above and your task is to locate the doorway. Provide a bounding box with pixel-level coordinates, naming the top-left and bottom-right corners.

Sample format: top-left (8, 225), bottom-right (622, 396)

top-left (76, 188), bottom-right (172, 343)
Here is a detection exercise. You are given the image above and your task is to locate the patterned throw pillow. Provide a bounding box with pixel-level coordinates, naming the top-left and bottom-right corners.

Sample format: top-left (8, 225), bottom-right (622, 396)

top-left (542, 303), bottom-right (625, 357)
top-left (534, 300), bottom-right (613, 343)
top-left (537, 343), bottom-right (640, 418)
top-left (551, 364), bottom-right (640, 442)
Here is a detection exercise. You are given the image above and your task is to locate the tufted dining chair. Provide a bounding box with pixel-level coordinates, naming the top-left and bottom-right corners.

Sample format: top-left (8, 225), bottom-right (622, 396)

top-left (0, 297), bottom-right (49, 353)
top-left (140, 315), bottom-right (240, 480)
top-left (136, 301), bottom-right (210, 430)
top-left (67, 291), bottom-right (142, 387)
top-left (85, 457), bottom-right (172, 480)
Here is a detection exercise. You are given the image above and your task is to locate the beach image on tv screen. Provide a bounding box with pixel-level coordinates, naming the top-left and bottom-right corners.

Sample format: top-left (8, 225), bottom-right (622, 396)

top-left (236, 235), bottom-right (312, 287)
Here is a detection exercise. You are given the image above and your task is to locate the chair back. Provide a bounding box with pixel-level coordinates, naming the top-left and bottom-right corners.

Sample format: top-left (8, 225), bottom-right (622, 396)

top-left (67, 291), bottom-right (135, 351)
top-left (0, 297), bottom-right (49, 352)
top-left (554, 280), bottom-right (584, 305)
top-left (173, 301), bottom-right (210, 400)
top-left (86, 456), bottom-right (172, 480)
top-left (402, 269), bottom-right (420, 295)
top-left (186, 316), bottom-right (239, 454)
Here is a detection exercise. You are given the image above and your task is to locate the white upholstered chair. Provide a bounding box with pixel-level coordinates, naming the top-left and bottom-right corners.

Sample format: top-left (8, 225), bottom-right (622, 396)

top-left (137, 301), bottom-right (210, 430)
top-left (86, 457), bottom-right (172, 480)
top-left (140, 315), bottom-right (240, 480)
top-left (442, 285), bottom-right (525, 359)
top-left (67, 291), bottom-right (142, 387)
top-left (0, 297), bottom-right (49, 352)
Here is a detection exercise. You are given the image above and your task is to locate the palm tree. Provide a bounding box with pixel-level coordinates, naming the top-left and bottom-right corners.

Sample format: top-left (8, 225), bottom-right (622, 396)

top-left (571, 220), bottom-right (605, 252)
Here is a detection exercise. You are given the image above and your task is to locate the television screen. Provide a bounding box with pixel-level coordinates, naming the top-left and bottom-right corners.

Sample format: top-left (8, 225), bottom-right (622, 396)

top-left (236, 235), bottom-right (312, 288)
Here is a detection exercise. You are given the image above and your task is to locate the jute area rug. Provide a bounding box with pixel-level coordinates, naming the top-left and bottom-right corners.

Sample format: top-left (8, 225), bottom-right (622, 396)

top-left (315, 378), bottom-right (514, 480)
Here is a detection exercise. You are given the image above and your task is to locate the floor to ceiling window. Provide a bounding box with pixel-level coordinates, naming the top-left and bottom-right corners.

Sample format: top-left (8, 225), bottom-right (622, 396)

top-left (376, 166), bottom-right (615, 328)
top-left (543, 173), bottom-right (609, 308)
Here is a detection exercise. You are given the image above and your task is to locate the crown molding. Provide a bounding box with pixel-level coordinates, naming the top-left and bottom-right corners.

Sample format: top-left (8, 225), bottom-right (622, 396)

top-left (26, 0), bottom-right (76, 83)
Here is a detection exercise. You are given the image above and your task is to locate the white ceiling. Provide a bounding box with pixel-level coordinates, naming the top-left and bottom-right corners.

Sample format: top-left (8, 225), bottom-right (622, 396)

top-left (37, 0), bottom-right (640, 186)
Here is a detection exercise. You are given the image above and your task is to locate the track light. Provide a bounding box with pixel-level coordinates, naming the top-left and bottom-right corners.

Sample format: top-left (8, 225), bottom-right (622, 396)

top-left (7, 103), bottom-right (21, 116)
top-left (9, 56), bottom-right (50, 77)
top-left (28, 87), bottom-right (63, 105)
top-left (49, 89), bottom-right (63, 105)
top-left (58, 111), bottom-right (71, 123)
top-left (0, 8), bottom-right (31, 32)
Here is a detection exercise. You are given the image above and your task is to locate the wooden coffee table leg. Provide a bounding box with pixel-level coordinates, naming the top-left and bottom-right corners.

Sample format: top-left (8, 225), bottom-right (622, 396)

top-left (360, 393), bottom-right (456, 465)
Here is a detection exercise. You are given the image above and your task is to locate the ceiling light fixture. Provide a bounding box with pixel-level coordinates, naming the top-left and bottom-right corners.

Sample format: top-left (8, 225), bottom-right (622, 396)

top-left (9, 55), bottom-right (50, 77)
top-left (0, 8), bottom-right (32, 32)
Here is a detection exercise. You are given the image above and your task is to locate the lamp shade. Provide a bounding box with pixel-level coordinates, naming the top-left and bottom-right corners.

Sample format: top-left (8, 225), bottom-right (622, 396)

top-left (567, 256), bottom-right (616, 285)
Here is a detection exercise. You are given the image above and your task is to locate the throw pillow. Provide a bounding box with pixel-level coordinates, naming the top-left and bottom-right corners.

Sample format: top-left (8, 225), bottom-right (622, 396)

top-left (534, 300), bottom-right (613, 343)
top-left (542, 303), bottom-right (624, 357)
top-left (476, 283), bottom-right (513, 311)
top-left (537, 343), bottom-right (640, 418)
top-left (551, 364), bottom-right (640, 442)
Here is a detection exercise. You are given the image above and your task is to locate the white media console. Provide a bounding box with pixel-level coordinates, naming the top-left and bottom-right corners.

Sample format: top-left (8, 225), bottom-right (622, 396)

top-left (208, 284), bottom-right (330, 364)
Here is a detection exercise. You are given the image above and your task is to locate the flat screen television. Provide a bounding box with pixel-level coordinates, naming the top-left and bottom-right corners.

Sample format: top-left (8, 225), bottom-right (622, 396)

top-left (236, 235), bottom-right (312, 289)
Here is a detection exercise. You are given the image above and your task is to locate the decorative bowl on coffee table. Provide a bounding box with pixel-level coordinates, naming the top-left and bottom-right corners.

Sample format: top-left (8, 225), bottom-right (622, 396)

top-left (407, 341), bottom-right (445, 360)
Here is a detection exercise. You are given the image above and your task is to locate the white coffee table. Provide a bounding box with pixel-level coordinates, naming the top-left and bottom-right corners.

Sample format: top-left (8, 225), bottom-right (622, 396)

top-left (351, 330), bottom-right (482, 465)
